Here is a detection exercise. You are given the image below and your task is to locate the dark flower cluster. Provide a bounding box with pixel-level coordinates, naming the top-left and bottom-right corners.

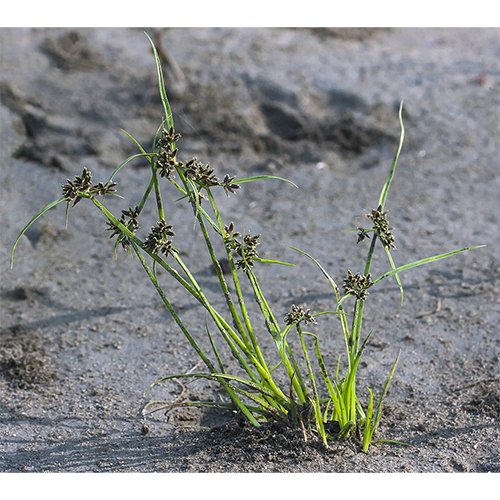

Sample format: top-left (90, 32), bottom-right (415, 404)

top-left (106, 206), bottom-right (140, 252)
top-left (343, 270), bottom-right (374, 301)
top-left (185, 158), bottom-right (220, 187)
top-left (284, 304), bottom-right (316, 327)
top-left (144, 219), bottom-right (177, 258)
top-left (355, 205), bottom-right (396, 249)
top-left (61, 167), bottom-right (92, 206)
top-left (91, 181), bottom-right (117, 197)
top-left (368, 205), bottom-right (396, 250)
top-left (224, 222), bottom-right (260, 271)
top-left (61, 167), bottom-right (117, 206)
top-left (156, 125), bottom-right (182, 179)
top-left (155, 124), bottom-right (240, 198)
top-left (221, 174), bottom-right (240, 197)
top-left (356, 227), bottom-right (371, 244)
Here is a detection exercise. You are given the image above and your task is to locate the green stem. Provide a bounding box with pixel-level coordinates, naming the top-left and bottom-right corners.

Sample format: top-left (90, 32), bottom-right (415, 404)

top-left (132, 241), bottom-right (260, 427)
top-left (171, 251), bottom-right (265, 386)
top-left (297, 326), bottom-right (327, 446)
top-left (171, 172), bottom-right (288, 404)
top-left (248, 270), bottom-right (306, 403)
top-left (196, 196), bottom-right (252, 351)
top-left (152, 167), bottom-right (165, 221)
top-left (205, 187), bottom-right (261, 357)
top-left (89, 195), bottom-right (202, 300)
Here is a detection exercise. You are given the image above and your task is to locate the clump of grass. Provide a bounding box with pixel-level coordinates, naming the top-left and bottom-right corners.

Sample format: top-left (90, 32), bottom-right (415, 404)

top-left (11, 34), bottom-right (484, 452)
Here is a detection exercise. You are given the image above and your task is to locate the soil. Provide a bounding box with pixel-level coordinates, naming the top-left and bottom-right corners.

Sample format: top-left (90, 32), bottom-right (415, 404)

top-left (0, 27), bottom-right (499, 473)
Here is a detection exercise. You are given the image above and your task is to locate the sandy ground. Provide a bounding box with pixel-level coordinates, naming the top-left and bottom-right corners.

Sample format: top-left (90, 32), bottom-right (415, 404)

top-left (0, 27), bottom-right (499, 472)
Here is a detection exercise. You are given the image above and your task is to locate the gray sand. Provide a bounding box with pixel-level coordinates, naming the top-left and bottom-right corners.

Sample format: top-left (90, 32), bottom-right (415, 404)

top-left (0, 28), bottom-right (498, 472)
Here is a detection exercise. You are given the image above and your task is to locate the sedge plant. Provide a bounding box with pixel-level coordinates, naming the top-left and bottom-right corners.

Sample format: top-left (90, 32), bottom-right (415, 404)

top-left (11, 34), bottom-right (484, 452)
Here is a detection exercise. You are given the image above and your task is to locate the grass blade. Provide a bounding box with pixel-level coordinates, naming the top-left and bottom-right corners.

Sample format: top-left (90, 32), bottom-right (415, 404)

top-left (151, 372), bottom-right (290, 409)
top-left (385, 246), bottom-right (404, 304)
top-left (372, 350), bottom-right (400, 431)
top-left (373, 246), bottom-right (485, 286)
top-left (362, 387), bottom-right (374, 452)
top-left (285, 245), bottom-right (341, 297)
top-left (145, 31), bottom-right (173, 129)
top-left (205, 314), bottom-right (226, 374)
top-left (286, 244), bottom-right (352, 351)
top-left (256, 257), bottom-right (294, 266)
top-left (11, 197), bottom-right (68, 268)
top-left (237, 175), bottom-right (298, 188)
top-left (378, 101), bottom-right (405, 210)
top-left (106, 152), bottom-right (152, 184)
top-left (362, 350), bottom-right (401, 452)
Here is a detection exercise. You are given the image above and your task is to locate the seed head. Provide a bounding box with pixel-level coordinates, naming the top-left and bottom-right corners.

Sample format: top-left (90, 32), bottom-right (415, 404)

top-left (185, 158), bottom-right (219, 187)
top-left (356, 227), bottom-right (371, 244)
top-left (369, 205), bottom-right (396, 250)
top-left (61, 167), bottom-right (93, 206)
top-left (224, 225), bottom-right (260, 272)
top-left (284, 304), bottom-right (317, 326)
top-left (144, 219), bottom-right (177, 258)
top-left (343, 270), bottom-right (374, 301)
top-left (90, 181), bottom-right (118, 197)
top-left (224, 222), bottom-right (241, 241)
top-left (106, 206), bottom-right (140, 252)
top-left (222, 174), bottom-right (240, 196)
top-left (156, 125), bottom-right (182, 179)
top-left (61, 168), bottom-right (117, 206)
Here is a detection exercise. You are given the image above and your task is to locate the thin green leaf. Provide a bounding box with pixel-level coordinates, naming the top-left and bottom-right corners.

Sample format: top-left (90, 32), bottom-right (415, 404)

top-left (64, 199), bottom-right (70, 228)
top-left (107, 152), bottom-right (152, 184)
top-left (256, 257), bottom-right (294, 266)
top-left (224, 383), bottom-right (289, 420)
top-left (284, 245), bottom-right (340, 296)
top-left (145, 32), bottom-right (173, 129)
top-left (311, 310), bottom-right (339, 318)
top-left (114, 129), bottom-right (164, 217)
top-left (121, 129), bottom-right (148, 155)
top-left (373, 246), bottom-right (485, 285)
top-left (185, 177), bottom-right (203, 227)
top-left (362, 387), bottom-right (374, 452)
top-left (336, 293), bottom-right (353, 309)
top-left (384, 246), bottom-right (404, 305)
top-left (297, 329), bottom-right (325, 444)
top-left (11, 197), bottom-right (68, 268)
top-left (372, 350), bottom-right (400, 429)
top-left (357, 328), bottom-right (375, 358)
top-left (372, 439), bottom-right (414, 447)
top-left (205, 315), bottom-right (226, 374)
top-left (286, 244), bottom-right (352, 354)
top-left (362, 350), bottom-right (401, 452)
top-left (378, 101), bottom-right (405, 210)
top-left (150, 372), bottom-right (290, 408)
top-left (237, 175), bottom-right (298, 188)
top-left (313, 333), bottom-right (342, 415)
top-left (144, 399), bottom-right (237, 419)
top-left (136, 244), bottom-right (264, 426)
